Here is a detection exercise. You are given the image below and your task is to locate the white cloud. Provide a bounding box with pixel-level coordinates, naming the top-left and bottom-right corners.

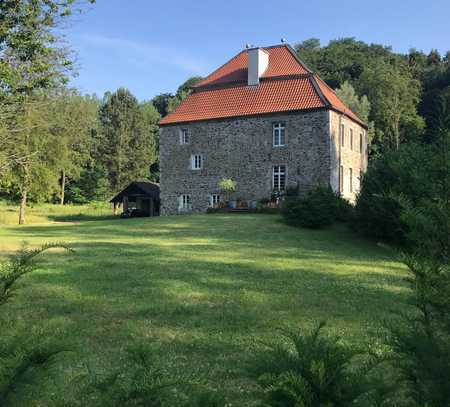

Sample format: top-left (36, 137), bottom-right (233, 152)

top-left (76, 33), bottom-right (207, 75)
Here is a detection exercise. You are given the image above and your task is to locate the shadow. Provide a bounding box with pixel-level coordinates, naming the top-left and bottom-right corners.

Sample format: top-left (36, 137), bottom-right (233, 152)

top-left (47, 213), bottom-right (117, 222)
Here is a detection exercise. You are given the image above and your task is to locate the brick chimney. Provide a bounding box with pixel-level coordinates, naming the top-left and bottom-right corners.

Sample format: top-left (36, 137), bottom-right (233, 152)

top-left (247, 47), bottom-right (269, 86)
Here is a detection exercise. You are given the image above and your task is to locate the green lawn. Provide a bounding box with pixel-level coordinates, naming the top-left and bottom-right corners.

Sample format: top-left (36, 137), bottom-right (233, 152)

top-left (0, 212), bottom-right (408, 405)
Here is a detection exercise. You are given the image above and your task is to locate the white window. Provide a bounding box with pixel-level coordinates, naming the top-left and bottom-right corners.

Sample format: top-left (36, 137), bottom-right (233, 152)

top-left (273, 123), bottom-right (286, 147)
top-left (209, 194), bottom-right (220, 207)
top-left (273, 165), bottom-right (286, 191)
top-left (339, 165), bottom-right (344, 193)
top-left (179, 194), bottom-right (192, 210)
top-left (180, 129), bottom-right (189, 144)
top-left (340, 124), bottom-right (345, 147)
top-left (191, 154), bottom-right (202, 170)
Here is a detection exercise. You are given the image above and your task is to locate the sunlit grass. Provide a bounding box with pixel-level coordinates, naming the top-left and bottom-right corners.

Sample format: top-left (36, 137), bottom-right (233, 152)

top-left (0, 201), bottom-right (113, 225)
top-left (0, 213), bottom-right (407, 405)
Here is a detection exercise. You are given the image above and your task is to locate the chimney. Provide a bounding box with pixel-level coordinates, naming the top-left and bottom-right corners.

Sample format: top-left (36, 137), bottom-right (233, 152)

top-left (247, 47), bottom-right (269, 86)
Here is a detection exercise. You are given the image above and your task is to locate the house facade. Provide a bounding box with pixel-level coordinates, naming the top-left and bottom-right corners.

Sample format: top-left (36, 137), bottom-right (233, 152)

top-left (159, 45), bottom-right (368, 215)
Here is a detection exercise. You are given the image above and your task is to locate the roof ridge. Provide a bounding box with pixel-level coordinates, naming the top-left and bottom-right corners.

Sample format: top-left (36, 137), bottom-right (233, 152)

top-left (313, 75), bottom-right (367, 127)
top-left (309, 75), bottom-right (332, 107)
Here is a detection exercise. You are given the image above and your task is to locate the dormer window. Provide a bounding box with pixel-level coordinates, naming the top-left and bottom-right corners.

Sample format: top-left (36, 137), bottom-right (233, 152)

top-left (180, 129), bottom-right (189, 144)
top-left (273, 123), bottom-right (286, 147)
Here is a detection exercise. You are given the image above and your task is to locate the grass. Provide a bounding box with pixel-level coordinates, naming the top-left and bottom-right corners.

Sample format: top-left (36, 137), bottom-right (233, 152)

top-left (0, 201), bottom-right (113, 225)
top-left (0, 209), bottom-right (408, 405)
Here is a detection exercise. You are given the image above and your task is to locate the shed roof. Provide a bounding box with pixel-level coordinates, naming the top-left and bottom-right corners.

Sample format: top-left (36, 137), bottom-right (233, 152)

top-left (110, 181), bottom-right (160, 203)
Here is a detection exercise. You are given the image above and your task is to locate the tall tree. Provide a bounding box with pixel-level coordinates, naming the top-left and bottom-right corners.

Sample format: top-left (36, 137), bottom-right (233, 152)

top-left (2, 96), bottom-right (61, 224)
top-left (0, 0), bottom-right (95, 223)
top-left (358, 61), bottom-right (424, 149)
top-left (98, 88), bottom-right (154, 192)
top-left (335, 81), bottom-right (371, 122)
top-left (49, 90), bottom-right (99, 204)
top-left (140, 101), bottom-right (160, 181)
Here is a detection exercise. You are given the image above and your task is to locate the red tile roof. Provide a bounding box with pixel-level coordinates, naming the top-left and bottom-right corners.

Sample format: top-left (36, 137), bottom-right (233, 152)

top-left (160, 45), bottom-right (366, 127)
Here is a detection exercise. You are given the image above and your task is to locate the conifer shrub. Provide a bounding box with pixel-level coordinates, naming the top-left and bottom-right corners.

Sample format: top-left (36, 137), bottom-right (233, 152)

top-left (249, 322), bottom-right (377, 407)
top-left (0, 243), bottom-right (73, 405)
top-left (353, 144), bottom-right (432, 244)
top-left (281, 186), bottom-right (338, 229)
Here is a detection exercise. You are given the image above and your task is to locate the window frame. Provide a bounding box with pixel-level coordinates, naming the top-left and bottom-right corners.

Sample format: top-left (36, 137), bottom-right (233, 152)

top-left (349, 128), bottom-right (353, 150)
top-left (191, 154), bottom-right (203, 170)
top-left (359, 132), bottom-right (364, 153)
top-left (180, 129), bottom-right (189, 145)
top-left (209, 194), bottom-right (221, 207)
top-left (273, 165), bottom-right (287, 191)
top-left (340, 124), bottom-right (345, 147)
top-left (272, 122), bottom-right (286, 147)
top-left (339, 165), bottom-right (344, 193)
top-left (179, 194), bottom-right (192, 210)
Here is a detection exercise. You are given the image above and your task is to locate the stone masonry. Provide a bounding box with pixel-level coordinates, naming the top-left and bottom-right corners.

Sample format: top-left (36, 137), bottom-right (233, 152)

top-left (160, 109), bottom-right (367, 215)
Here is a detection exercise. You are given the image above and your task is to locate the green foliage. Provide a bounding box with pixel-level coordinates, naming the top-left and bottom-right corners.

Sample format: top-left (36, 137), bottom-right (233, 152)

top-left (151, 77), bottom-right (203, 117)
top-left (0, 0), bottom-right (94, 98)
top-left (335, 81), bottom-right (371, 123)
top-left (353, 144), bottom-right (432, 243)
top-left (358, 61), bottom-right (425, 149)
top-left (0, 322), bottom-right (70, 406)
top-left (282, 186), bottom-right (339, 229)
top-left (218, 178), bottom-right (236, 193)
top-left (0, 242), bottom-right (73, 305)
top-left (383, 95), bottom-right (450, 407)
top-left (295, 38), bottom-right (426, 149)
top-left (65, 164), bottom-right (111, 204)
top-left (0, 242), bottom-right (74, 406)
top-left (97, 88), bottom-right (157, 193)
top-left (251, 322), bottom-right (372, 407)
top-left (387, 225), bottom-right (450, 406)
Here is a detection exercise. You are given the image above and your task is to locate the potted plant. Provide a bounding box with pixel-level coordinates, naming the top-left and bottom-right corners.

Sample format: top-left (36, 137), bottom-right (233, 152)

top-left (218, 178), bottom-right (237, 208)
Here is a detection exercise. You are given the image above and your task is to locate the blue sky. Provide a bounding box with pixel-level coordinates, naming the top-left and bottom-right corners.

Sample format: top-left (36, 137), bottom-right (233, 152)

top-left (65, 0), bottom-right (450, 101)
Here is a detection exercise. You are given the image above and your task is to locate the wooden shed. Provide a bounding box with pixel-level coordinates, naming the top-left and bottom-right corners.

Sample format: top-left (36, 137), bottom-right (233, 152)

top-left (110, 181), bottom-right (160, 216)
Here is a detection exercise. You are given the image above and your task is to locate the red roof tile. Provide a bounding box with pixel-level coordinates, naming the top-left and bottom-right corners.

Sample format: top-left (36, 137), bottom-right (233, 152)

top-left (160, 45), bottom-right (366, 127)
top-left (195, 45), bottom-right (309, 88)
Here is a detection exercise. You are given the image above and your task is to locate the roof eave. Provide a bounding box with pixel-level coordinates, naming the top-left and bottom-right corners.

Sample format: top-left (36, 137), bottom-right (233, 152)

top-left (159, 106), bottom-right (330, 127)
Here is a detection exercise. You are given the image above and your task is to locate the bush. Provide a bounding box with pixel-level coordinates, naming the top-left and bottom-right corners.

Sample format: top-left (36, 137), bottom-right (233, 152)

top-left (281, 186), bottom-right (338, 229)
top-left (249, 322), bottom-right (375, 407)
top-left (353, 144), bottom-right (433, 244)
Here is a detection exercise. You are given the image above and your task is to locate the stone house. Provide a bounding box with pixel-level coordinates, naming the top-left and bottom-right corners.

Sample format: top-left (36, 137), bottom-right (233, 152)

top-left (159, 44), bottom-right (368, 215)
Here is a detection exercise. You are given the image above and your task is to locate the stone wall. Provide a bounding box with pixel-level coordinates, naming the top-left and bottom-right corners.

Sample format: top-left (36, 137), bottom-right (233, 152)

top-left (329, 110), bottom-right (368, 202)
top-left (160, 110), bottom-right (335, 215)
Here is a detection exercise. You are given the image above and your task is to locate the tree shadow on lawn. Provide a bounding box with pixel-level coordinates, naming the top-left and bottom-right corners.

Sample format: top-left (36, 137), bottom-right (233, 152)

top-left (2, 236), bottom-right (410, 405)
top-left (48, 213), bottom-right (117, 222)
top-left (15, 240), bottom-right (410, 340)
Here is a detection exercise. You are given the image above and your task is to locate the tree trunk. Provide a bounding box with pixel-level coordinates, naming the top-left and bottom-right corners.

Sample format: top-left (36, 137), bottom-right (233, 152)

top-left (19, 187), bottom-right (27, 225)
top-left (60, 168), bottom-right (65, 205)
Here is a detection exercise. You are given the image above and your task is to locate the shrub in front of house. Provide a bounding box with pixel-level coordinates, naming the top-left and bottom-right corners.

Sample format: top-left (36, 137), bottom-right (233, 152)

top-left (281, 186), bottom-right (338, 229)
top-left (335, 194), bottom-right (355, 222)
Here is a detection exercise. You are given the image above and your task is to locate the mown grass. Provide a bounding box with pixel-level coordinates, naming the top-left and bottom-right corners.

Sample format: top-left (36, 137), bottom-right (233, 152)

top-left (0, 211), bottom-right (408, 405)
top-left (0, 201), bottom-right (113, 225)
